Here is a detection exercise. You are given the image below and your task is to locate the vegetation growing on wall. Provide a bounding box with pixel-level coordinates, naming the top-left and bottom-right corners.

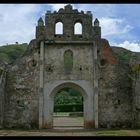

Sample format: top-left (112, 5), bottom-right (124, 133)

top-left (131, 62), bottom-right (140, 79)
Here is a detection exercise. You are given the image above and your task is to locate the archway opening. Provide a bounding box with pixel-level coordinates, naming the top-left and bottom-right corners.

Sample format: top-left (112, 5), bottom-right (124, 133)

top-left (74, 22), bottom-right (82, 35)
top-left (55, 22), bottom-right (63, 34)
top-left (53, 87), bottom-right (84, 129)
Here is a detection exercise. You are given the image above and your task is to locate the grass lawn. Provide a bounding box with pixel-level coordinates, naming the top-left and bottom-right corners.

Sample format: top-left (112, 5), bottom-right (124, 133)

top-left (96, 129), bottom-right (140, 136)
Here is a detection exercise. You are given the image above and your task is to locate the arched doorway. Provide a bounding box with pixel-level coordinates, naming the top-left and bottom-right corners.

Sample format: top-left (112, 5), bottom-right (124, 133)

top-left (53, 87), bottom-right (84, 129)
top-left (41, 81), bottom-right (95, 129)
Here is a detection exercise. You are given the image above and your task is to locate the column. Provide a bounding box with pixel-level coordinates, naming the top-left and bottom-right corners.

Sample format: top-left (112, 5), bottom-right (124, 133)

top-left (39, 41), bottom-right (44, 129)
top-left (93, 41), bottom-right (99, 128)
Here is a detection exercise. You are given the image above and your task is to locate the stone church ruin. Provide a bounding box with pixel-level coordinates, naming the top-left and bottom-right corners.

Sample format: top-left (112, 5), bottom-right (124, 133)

top-left (0, 4), bottom-right (140, 129)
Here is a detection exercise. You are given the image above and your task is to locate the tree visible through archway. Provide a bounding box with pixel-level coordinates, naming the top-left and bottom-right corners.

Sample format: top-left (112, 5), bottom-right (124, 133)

top-left (53, 87), bottom-right (84, 128)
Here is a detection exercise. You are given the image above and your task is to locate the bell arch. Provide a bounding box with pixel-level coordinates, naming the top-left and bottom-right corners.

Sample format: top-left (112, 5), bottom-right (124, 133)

top-left (55, 22), bottom-right (63, 34)
top-left (74, 22), bottom-right (82, 34)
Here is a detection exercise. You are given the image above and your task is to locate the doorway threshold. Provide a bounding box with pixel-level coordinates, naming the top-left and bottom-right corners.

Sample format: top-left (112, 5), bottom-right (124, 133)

top-left (53, 126), bottom-right (84, 131)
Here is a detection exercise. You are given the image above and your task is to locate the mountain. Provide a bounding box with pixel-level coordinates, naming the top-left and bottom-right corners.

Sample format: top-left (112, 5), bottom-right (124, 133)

top-left (0, 43), bottom-right (140, 65)
top-left (111, 46), bottom-right (140, 63)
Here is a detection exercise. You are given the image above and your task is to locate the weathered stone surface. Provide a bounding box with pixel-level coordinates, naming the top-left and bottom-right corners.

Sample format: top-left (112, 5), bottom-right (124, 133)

top-left (0, 60), bottom-right (7, 128)
top-left (0, 4), bottom-right (140, 129)
top-left (98, 63), bottom-right (133, 128)
top-left (84, 120), bottom-right (95, 129)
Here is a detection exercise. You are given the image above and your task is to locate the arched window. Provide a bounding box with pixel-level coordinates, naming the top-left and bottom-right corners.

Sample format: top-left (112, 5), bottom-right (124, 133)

top-left (55, 22), bottom-right (63, 34)
top-left (64, 50), bottom-right (73, 72)
top-left (74, 22), bottom-right (82, 34)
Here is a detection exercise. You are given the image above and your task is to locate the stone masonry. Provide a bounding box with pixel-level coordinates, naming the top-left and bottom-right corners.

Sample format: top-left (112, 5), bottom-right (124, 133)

top-left (0, 4), bottom-right (140, 129)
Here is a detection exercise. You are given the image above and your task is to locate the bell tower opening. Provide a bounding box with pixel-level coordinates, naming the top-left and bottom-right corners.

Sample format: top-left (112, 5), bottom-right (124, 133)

top-left (55, 22), bottom-right (63, 34)
top-left (74, 22), bottom-right (82, 35)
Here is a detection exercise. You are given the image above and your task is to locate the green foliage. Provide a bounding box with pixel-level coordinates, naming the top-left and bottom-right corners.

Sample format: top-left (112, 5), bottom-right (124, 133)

top-left (0, 53), bottom-right (10, 63)
top-left (54, 89), bottom-right (83, 105)
top-left (69, 88), bottom-right (81, 96)
top-left (132, 64), bottom-right (140, 72)
top-left (54, 88), bottom-right (83, 112)
top-left (0, 69), bottom-right (4, 75)
top-left (113, 47), bottom-right (140, 63)
top-left (54, 104), bottom-right (83, 112)
top-left (117, 51), bottom-right (132, 62)
top-left (131, 63), bottom-right (140, 79)
top-left (0, 43), bottom-right (28, 64)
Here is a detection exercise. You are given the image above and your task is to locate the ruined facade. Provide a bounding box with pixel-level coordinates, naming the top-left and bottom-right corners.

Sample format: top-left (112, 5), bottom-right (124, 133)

top-left (0, 5), bottom-right (140, 129)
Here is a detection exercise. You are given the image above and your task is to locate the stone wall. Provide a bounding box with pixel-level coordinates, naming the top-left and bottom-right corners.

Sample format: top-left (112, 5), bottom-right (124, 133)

top-left (44, 5), bottom-right (93, 41)
top-left (1, 4), bottom-right (140, 129)
top-left (99, 64), bottom-right (133, 128)
top-left (44, 43), bottom-right (94, 83)
top-left (41, 42), bottom-right (95, 128)
top-left (0, 68), bottom-right (6, 128)
top-left (132, 72), bottom-right (140, 128)
top-left (3, 40), bottom-right (40, 128)
top-left (98, 40), bottom-right (133, 128)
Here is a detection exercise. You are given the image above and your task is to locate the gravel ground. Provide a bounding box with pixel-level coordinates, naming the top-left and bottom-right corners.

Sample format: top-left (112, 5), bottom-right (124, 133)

top-left (0, 117), bottom-right (96, 136)
top-left (1, 117), bottom-right (139, 136)
top-left (53, 116), bottom-right (83, 127)
top-left (0, 129), bottom-right (97, 136)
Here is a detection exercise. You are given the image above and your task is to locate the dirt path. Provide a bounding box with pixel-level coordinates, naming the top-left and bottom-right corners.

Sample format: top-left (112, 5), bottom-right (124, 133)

top-left (53, 116), bottom-right (83, 127)
top-left (0, 129), bottom-right (97, 136)
top-left (0, 117), bottom-right (96, 136)
top-left (1, 129), bottom-right (140, 136)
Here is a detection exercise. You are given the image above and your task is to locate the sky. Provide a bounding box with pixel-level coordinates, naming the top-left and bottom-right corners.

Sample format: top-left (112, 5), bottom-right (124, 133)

top-left (0, 4), bottom-right (140, 52)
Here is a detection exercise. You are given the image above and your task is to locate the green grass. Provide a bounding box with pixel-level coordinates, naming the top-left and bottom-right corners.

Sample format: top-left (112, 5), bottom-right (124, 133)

top-left (96, 129), bottom-right (140, 136)
top-left (53, 112), bottom-right (69, 116)
top-left (53, 112), bottom-right (84, 118)
top-left (76, 117), bottom-right (83, 121)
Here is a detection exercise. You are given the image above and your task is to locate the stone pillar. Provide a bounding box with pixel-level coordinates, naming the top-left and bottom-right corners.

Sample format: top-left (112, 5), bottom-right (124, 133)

top-left (93, 41), bottom-right (99, 128)
top-left (39, 41), bottom-right (44, 129)
top-left (0, 85), bottom-right (3, 128)
top-left (0, 70), bottom-right (6, 128)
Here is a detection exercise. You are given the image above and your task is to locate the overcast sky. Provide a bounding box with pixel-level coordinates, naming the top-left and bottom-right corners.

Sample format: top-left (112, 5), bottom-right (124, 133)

top-left (0, 4), bottom-right (140, 52)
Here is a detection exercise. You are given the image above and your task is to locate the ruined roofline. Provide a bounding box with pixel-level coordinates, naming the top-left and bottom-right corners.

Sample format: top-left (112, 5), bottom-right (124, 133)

top-left (46, 4), bottom-right (92, 17)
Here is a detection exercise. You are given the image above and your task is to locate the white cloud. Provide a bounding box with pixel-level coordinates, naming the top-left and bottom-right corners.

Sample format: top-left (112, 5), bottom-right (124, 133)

top-left (0, 3), bottom-right (138, 52)
top-left (48, 4), bottom-right (74, 11)
top-left (122, 25), bottom-right (133, 33)
top-left (74, 4), bottom-right (116, 18)
top-left (48, 4), bottom-right (117, 19)
top-left (99, 17), bottom-right (133, 36)
top-left (0, 4), bottom-right (40, 46)
top-left (112, 41), bottom-right (140, 52)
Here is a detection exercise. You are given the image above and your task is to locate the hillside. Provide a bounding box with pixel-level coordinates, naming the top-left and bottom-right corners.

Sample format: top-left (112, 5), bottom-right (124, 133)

top-left (0, 43), bottom-right (28, 64)
top-left (0, 43), bottom-right (140, 65)
top-left (111, 46), bottom-right (140, 63)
